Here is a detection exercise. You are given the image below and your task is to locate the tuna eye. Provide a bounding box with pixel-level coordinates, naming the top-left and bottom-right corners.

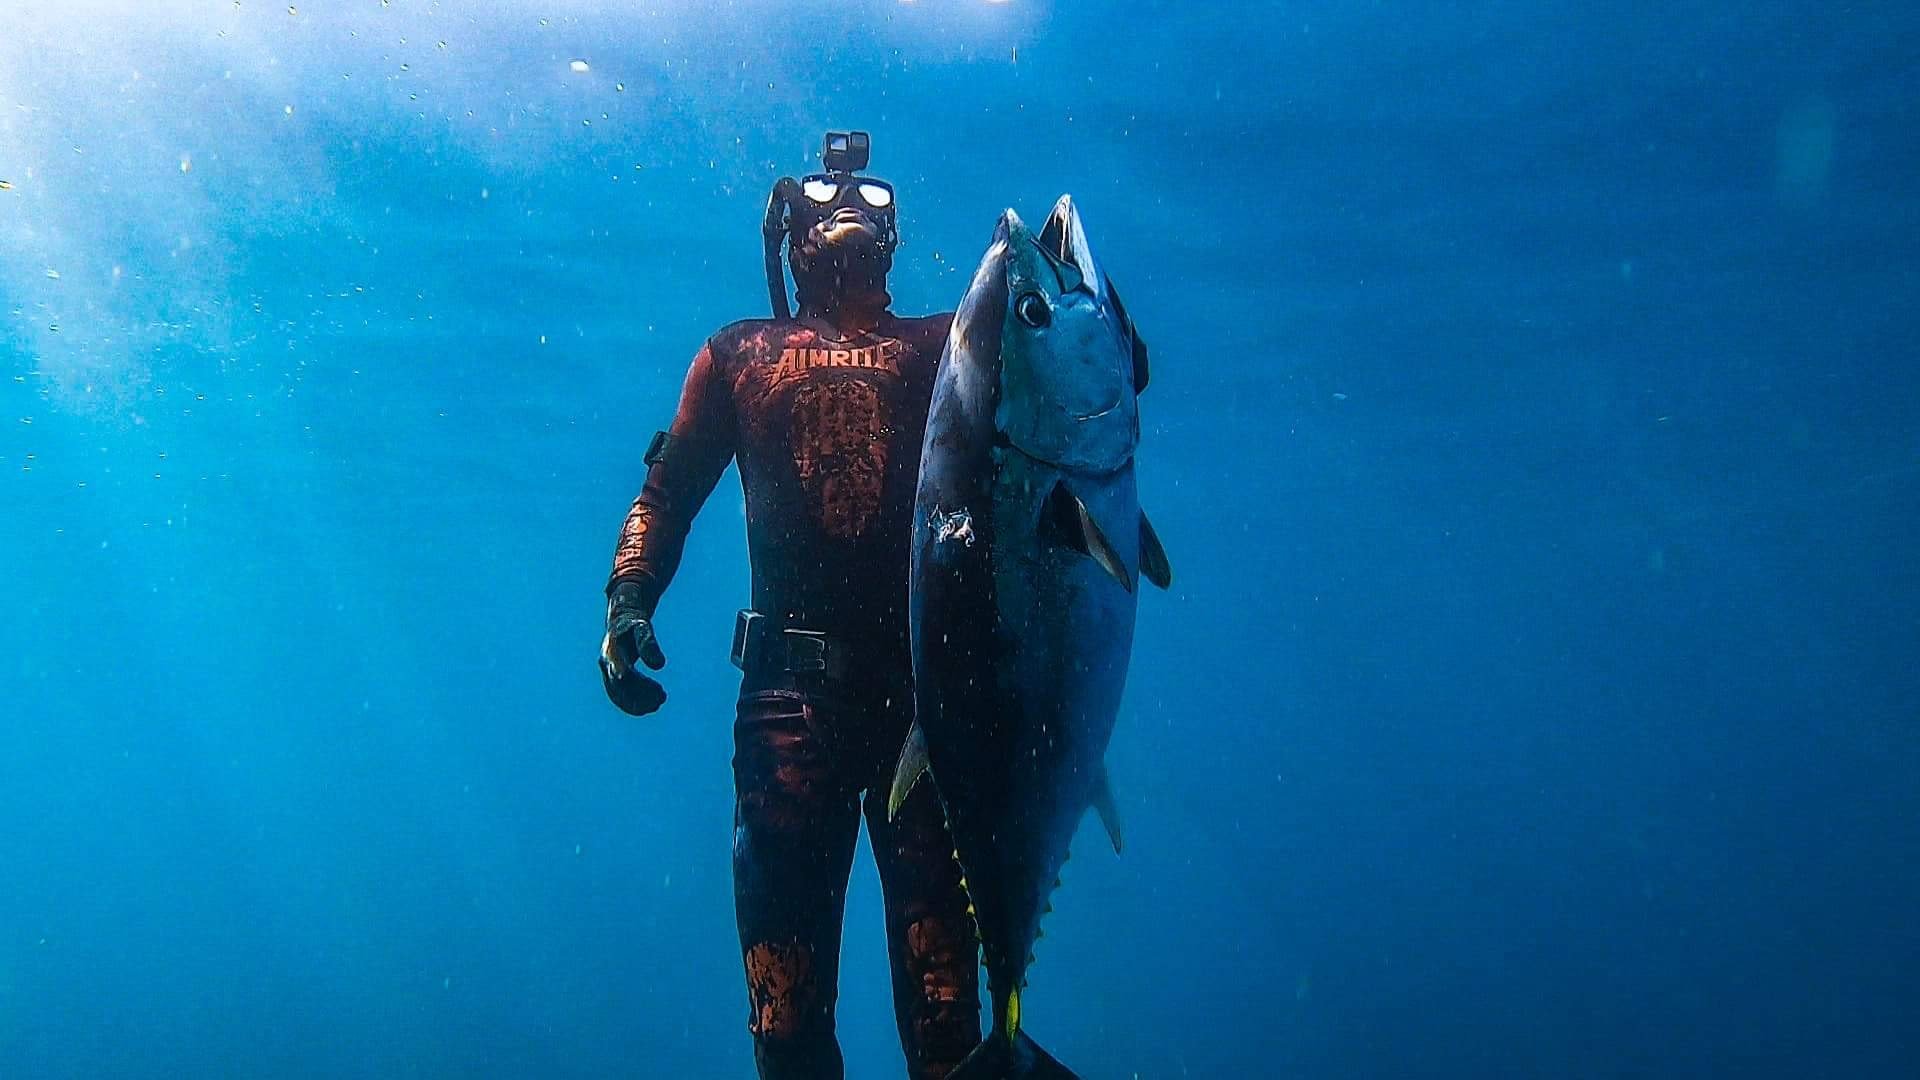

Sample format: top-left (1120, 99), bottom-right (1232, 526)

top-left (1015, 292), bottom-right (1051, 328)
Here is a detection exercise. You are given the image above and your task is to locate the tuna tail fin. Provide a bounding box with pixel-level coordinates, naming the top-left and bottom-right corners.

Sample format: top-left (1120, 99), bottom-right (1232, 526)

top-left (887, 721), bottom-right (932, 821)
top-left (950, 1032), bottom-right (1078, 1080)
top-left (1045, 481), bottom-right (1132, 592)
top-left (1139, 511), bottom-right (1172, 590)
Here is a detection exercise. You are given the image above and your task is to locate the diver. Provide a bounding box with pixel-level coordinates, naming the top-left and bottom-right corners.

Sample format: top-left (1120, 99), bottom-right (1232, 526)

top-left (598, 132), bottom-right (981, 1079)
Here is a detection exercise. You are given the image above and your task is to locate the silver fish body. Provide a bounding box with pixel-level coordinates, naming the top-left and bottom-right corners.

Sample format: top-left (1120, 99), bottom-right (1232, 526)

top-left (893, 195), bottom-right (1168, 1079)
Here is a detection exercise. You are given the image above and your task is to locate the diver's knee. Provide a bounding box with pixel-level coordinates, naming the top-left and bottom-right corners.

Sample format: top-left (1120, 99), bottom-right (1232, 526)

top-left (905, 915), bottom-right (980, 989)
top-left (744, 940), bottom-right (834, 1039)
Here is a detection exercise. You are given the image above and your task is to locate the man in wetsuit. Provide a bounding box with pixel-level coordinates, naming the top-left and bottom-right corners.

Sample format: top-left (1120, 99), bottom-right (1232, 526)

top-left (598, 133), bottom-right (980, 1079)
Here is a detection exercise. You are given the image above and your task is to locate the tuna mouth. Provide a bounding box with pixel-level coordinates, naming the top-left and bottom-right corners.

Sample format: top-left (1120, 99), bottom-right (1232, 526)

top-left (1073, 399), bottom-right (1122, 422)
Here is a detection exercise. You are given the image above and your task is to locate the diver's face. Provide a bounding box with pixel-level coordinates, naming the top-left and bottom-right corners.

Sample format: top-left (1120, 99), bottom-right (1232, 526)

top-left (787, 177), bottom-right (898, 304)
top-left (791, 175), bottom-right (897, 263)
top-left (804, 205), bottom-right (882, 254)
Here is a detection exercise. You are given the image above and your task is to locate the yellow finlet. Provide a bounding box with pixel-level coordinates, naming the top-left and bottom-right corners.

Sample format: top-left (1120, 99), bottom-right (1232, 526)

top-left (1003, 985), bottom-right (1022, 1038)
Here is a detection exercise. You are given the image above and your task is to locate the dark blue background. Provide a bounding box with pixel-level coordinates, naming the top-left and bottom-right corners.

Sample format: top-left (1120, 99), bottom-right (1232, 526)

top-left (3, 2), bottom-right (1915, 1076)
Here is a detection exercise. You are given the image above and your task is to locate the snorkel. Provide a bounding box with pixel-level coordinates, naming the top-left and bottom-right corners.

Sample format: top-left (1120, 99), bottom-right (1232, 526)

top-left (762, 131), bottom-right (899, 319)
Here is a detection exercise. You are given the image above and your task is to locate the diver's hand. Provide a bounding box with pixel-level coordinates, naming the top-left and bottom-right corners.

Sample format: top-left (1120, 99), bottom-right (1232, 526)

top-left (599, 581), bottom-right (668, 716)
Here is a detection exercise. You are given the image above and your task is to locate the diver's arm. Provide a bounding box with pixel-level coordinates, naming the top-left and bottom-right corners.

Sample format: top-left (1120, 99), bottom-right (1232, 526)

top-left (600, 342), bottom-right (736, 715)
top-left (607, 342), bottom-right (738, 606)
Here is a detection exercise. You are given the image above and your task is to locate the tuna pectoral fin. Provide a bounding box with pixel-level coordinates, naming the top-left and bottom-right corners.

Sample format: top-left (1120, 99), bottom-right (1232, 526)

top-left (1091, 765), bottom-right (1124, 855)
top-left (951, 1032), bottom-right (1079, 1080)
top-left (887, 722), bottom-right (932, 821)
top-left (1139, 510), bottom-right (1172, 590)
top-left (1045, 481), bottom-right (1133, 593)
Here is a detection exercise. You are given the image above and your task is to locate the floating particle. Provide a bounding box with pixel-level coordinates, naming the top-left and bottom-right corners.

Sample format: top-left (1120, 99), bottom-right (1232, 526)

top-left (0, 180), bottom-right (12, 190)
top-left (287, 4), bottom-right (296, 14)
top-left (179, 155), bottom-right (191, 173)
top-left (615, 82), bottom-right (625, 92)
top-left (570, 59), bottom-right (590, 73)
top-left (44, 268), bottom-right (59, 279)
top-left (284, 104), bottom-right (294, 115)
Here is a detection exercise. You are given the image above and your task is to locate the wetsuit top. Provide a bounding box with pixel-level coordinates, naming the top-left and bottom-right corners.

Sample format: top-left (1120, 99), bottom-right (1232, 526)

top-left (609, 312), bottom-right (952, 666)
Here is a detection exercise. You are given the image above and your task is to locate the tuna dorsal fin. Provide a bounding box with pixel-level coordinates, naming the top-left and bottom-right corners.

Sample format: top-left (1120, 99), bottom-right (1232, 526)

top-left (1092, 764), bottom-right (1124, 854)
top-left (1045, 481), bottom-right (1133, 593)
top-left (1139, 511), bottom-right (1172, 590)
top-left (887, 722), bottom-right (931, 821)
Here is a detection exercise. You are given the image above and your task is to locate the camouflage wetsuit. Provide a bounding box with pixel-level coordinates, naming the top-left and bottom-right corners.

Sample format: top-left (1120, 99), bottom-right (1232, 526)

top-left (608, 313), bottom-right (981, 1079)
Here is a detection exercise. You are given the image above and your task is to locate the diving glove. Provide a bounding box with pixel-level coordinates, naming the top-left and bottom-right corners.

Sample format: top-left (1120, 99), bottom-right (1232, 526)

top-left (599, 579), bottom-right (668, 716)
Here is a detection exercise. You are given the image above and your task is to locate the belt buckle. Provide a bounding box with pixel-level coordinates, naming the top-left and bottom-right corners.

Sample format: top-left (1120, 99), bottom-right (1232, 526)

top-left (783, 629), bottom-right (830, 674)
top-left (730, 609), bottom-right (763, 672)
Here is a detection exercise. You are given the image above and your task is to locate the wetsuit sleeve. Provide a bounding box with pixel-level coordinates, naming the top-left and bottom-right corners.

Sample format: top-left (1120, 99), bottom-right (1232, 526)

top-left (607, 342), bottom-right (737, 611)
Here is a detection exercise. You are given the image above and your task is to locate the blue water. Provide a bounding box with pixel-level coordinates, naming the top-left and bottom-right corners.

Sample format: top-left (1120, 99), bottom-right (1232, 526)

top-left (4, 3), bottom-right (1917, 1076)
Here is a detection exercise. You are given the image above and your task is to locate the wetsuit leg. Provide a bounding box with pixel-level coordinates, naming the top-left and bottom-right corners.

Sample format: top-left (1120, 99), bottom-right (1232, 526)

top-left (734, 689), bottom-right (863, 1080)
top-left (864, 779), bottom-right (983, 1079)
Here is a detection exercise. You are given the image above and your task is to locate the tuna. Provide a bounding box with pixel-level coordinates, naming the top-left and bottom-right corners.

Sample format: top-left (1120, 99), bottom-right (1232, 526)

top-left (890, 195), bottom-right (1170, 1079)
